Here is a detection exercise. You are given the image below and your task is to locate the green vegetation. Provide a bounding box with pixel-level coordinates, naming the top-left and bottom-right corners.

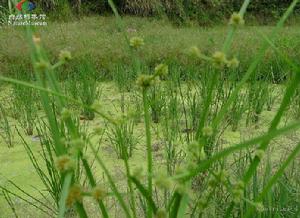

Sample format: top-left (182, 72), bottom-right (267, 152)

top-left (1, 16), bottom-right (300, 82)
top-left (1, 0), bottom-right (300, 217)
top-left (1, 0), bottom-right (300, 25)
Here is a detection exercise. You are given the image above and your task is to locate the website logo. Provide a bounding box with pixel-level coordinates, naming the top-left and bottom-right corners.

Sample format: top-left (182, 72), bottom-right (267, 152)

top-left (16, 0), bottom-right (36, 12)
top-left (3, 0), bottom-right (47, 26)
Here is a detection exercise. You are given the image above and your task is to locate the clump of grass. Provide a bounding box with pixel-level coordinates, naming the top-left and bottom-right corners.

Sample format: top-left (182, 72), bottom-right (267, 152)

top-left (148, 85), bottom-right (166, 124)
top-left (229, 93), bottom-right (246, 131)
top-left (11, 81), bottom-right (38, 136)
top-left (0, 103), bottom-right (13, 148)
top-left (107, 117), bottom-right (137, 160)
top-left (2, 189), bottom-right (18, 217)
top-left (67, 58), bottom-right (101, 120)
top-left (246, 81), bottom-right (268, 126)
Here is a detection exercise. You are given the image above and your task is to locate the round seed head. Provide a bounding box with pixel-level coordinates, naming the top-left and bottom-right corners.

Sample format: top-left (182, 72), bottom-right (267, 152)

top-left (212, 51), bottom-right (227, 67)
top-left (59, 50), bottom-right (72, 62)
top-left (232, 188), bottom-right (244, 203)
top-left (254, 202), bottom-right (265, 212)
top-left (55, 155), bottom-right (75, 172)
top-left (136, 74), bottom-right (154, 88)
top-left (32, 34), bottom-right (41, 44)
top-left (154, 64), bottom-right (168, 77)
top-left (229, 12), bottom-right (245, 26)
top-left (35, 60), bottom-right (50, 71)
top-left (188, 46), bottom-right (202, 59)
top-left (130, 36), bottom-right (144, 49)
top-left (92, 185), bottom-right (107, 201)
top-left (154, 172), bottom-right (173, 190)
top-left (66, 184), bottom-right (83, 207)
top-left (227, 57), bottom-right (240, 68)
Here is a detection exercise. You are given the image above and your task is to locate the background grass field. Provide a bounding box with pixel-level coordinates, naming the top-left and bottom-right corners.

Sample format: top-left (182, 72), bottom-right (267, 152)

top-left (1, 16), bottom-right (300, 80)
top-left (1, 1), bottom-right (300, 217)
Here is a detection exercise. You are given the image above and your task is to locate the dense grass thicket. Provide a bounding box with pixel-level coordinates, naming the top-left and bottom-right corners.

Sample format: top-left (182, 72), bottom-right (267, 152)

top-left (1, 0), bottom-right (300, 217)
top-left (1, 0), bottom-right (300, 24)
top-left (1, 16), bottom-right (300, 82)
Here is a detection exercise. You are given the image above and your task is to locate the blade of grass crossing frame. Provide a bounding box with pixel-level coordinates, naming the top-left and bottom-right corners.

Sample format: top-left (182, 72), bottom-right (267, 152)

top-left (88, 141), bottom-right (132, 218)
top-left (58, 173), bottom-right (72, 218)
top-left (212, 0), bottom-right (300, 131)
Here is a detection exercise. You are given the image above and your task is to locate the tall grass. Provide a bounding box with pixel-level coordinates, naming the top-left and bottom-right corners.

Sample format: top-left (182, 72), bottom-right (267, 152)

top-left (0, 103), bottom-right (13, 148)
top-left (0, 0), bottom-right (300, 217)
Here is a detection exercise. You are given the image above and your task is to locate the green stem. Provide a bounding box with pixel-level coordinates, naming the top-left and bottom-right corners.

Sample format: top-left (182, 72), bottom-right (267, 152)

top-left (88, 141), bottom-right (132, 218)
top-left (142, 88), bottom-right (153, 218)
top-left (222, 0), bottom-right (251, 53)
top-left (81, 157), bottom-right (109, 218)
top-left (224, 0), bottom-right (300, 209)
top-left (243, 71), bottom-right (300, 184)
top-left (123, 154), bottom-right (137, 218)
top-left (58, 173), bottom-right (72, 218)
top-left (75, 202), bottom-right (88, 218)
top-left (245, 141), bottom-right (300, 217)
top-left (196, 70), bottom-right (218, 140)
top-left (212, 0), bottom-right (300, 131)
top-left (176, 121), bottom-right (300, 181)
top-left (170, 192), bottom-right (182, 218)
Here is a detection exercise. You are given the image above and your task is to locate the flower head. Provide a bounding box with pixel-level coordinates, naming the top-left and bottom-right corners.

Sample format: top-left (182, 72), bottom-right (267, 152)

top-left (66, 184), bottom-right (83, 207)
top-left (130, 37), bottom-right (144, 49)
top-left (232, 188), bottom-right (244, 203)
top-left (212, 51), bottom-right (227, 67)
top-left (229, 12), bottom-right (245, 26)
top-left (226, 57), bottom-right (240, 68)
top-left (32, 34), bottom-right (41, 44)
top-left (188, 46), bottom-right (202, 59)
top-left (154, 172), bottom-right (173, 190)
top-left (55, 155), bottom-right (75, 172)
top-left (136, 74), bottom-right (154, 89)
top-left (59, 50), bottom-right (72, 62)
top-left (91, 185), bottom-right (107, 201)
top-left (154, 64), bottom-right (168, 77)
top-left (35, 60), bottom-right (50, 71)
top-left (254, 202), bottom-right (265, 212)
